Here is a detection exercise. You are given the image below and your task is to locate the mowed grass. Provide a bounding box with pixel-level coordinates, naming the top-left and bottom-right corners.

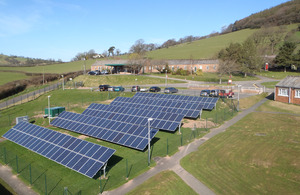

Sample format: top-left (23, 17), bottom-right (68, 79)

top-left (126, 170), bottom-right (197, 195)
top-left (181, 110), bottom-right (300, 194)
top-left (260, 81), bottom-right (279, 89)
top-left (256, 100), bottom-right (300, 115)
top-left (0, 89), bottom-right (214, 194)
top-left (239, 93), bottom-right (268, 110)
top-left (146, 29), bottom-right (257, 59)
top-left (0, 59), bottom-right (96, 74)
top-left (73, 75), bottom-right (186, 87)
top-left (160, 72), bottom-right (258, 82)
top-left (0, 71), bottom-right (31, 85)
top-left (256, 71), bottom-right (300, 79)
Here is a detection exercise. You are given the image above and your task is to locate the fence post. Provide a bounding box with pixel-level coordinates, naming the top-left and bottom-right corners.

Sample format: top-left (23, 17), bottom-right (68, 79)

top-left (166, 138), bottom-right (169, 156)
top-left (223, 109), bottom-right (225, 121)
top-left (45, 174), bottom-right (47, 195)
top-left (4, 147), bottom-right (7, 164)
top-left (216, 113), bottom-right (218, 124)
top-left (16, 155), bottom-right (19, 173)
top-left (180, 133), bottom-right (183, 146)
top-left (99, 171), bottom-right (102, 194)
top-left (206, 117), bottom-right (207, 130)
top-left (8, 115), bottom-right (11, 126)
top-left (29, 163), bottom-right (32, 185)
top-left (126, 159), bottom-right (128, 179)
top-left (64, 187), bottom-right (68, 195)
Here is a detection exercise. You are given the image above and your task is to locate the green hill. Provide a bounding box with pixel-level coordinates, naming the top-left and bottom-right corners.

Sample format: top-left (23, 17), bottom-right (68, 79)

top-left (146, 29), bottom-right (257, 60)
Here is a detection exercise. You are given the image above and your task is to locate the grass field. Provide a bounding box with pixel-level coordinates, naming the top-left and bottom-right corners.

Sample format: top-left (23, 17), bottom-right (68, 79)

top-left (0, 89), bottom-right (232, 194)
top-left (157, 72), bottom-right (258, 82)
top-left (238, 93), bottom-right (268, 110)
top-left (260, 81), bottom-right (279, 89)
top-left (256, 71), bottom-right (300, 79)
top-left (146, 29), bottom-right (257, 59)
top-left (73, 75), bottom-right (186, 87)
top-left (126, 170), bottom-right (197, 195)
top-left (0, 72), bottom-right (31, 86)
top-left (256, 100), bottom-right (300, 115)
top-left (0, 59), bottom-right (96, 74)
top-left (181, 102), bottom-right (300, 195)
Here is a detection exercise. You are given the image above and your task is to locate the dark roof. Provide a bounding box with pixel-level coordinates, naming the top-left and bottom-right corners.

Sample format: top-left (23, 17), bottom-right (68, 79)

top-left (276, 76), bottom-right (300, 88)
top-left (105, 64), bottom-right (126, 66)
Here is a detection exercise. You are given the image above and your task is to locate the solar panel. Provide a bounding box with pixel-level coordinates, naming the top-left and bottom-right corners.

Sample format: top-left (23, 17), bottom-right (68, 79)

top-left (82, 103), bottom-right (184, 132)
top-left (3, 122), bottom-right (115, 178)
top-left (133, 93), bottom-right (218, 110)
top-left (110, 97), bottom-right (203, 118)
top-left (51, 111), bottom-right (159, 151)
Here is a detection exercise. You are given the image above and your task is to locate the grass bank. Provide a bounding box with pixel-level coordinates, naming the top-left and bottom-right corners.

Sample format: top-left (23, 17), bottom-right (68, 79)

top-left (181, 101), bottom-right (300, 195)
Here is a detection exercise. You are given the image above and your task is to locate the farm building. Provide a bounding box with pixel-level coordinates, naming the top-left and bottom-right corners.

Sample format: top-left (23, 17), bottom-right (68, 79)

top-left (91, 59), bottom-right (219, 74)
top-left (274, 76), bottom-right (300, 105)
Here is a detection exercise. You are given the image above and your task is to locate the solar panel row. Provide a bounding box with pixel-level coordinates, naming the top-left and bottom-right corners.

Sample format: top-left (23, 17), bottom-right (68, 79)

top-left (3, 122), bottom-right (115, 178)
top-left (111, 97), bottom-right (202, 118)
top-left (51, 111), bottom-right (158, 151)
top-left (133, 93), bottom-right (218, 110)
top-left (82, 103), bottom-right (184, 131)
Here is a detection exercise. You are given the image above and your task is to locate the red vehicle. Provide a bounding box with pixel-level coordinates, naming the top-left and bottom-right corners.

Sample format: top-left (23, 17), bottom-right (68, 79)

top-left (219, 89), bottom-right (234, 98)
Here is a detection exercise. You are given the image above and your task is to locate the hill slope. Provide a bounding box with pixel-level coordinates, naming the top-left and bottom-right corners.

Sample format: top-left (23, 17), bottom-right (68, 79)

top-left (146, 29), bottom-right (257, 60)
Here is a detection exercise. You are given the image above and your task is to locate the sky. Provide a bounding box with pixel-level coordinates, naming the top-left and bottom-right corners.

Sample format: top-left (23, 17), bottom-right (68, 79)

top-left (0, 0), bottom-right (290, 62)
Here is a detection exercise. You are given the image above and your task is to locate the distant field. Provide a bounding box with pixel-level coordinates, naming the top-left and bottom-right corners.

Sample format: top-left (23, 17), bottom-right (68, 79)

top-left (0, 59), bottom-right (96, 74)
top-left (0, 72), bottom-right (31, 85)
top-left (181, 102), bottom-right (300, 194)
top-left (147, 29), bottom-right (258, 59)
top-left (127, 170), bottom-right (197, 195)
top-left (73, 75), bottom-right (186, 87)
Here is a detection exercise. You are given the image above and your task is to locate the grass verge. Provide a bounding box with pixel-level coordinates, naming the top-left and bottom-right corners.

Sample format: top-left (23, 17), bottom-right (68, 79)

top-left (239, 93), bottom-right (268, 110)
top-left (256, 99), bottom-right (300, 115)
top-left (260, 81), bottom-right (279, 89)
top-left (126, 170), bottom-right (198, 195)
top-left (181, 110), bottom-right (300, 195)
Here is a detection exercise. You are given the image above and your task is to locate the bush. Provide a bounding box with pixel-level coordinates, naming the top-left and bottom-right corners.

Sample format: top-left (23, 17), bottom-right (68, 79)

top-left (196, 69), bottom-right (203, 76)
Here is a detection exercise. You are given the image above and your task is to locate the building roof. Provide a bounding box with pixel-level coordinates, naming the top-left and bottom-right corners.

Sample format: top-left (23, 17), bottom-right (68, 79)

top-left (105, 64), bottom-right (126, 66)
top-left (276, 76), bottom-right (300, 88)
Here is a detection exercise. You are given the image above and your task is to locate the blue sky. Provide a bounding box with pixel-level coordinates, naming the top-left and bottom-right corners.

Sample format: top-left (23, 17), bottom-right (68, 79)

top-left (0, 0), bottom-right (290, 61)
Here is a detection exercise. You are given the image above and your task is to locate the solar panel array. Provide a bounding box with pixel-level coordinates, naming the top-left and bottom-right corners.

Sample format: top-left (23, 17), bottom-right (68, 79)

top-left (82, 103), bottom-right (184, 131)
top-left (133, 93), bottom-right (218, 110)
top-left (51, 111), bottom-right (158, 151)
top-left (3, 122), bottom-right (115, 178)
top-left (110, 97), bottom-right (202, 118)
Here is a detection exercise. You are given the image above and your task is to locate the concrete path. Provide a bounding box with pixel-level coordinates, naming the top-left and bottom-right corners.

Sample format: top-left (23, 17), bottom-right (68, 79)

top-left (0, 165), bottom-right (38, 195)
top-left (103, 97), bottom-right (269, 195)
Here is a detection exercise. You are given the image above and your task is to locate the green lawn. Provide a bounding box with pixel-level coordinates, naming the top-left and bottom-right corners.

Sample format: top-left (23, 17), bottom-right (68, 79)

top-left (0, 72), bottom-right (31, 86)
top-left (126, 170), bottom-right (197, 195)
top-left (146, 29), bottom-right (258, 59)
top-left (73, 75), bottom-right (186, 87)
top-left (158, 72), bottom-right (258, 82)
top-left (256, 100), bottom-right (300, 115)
top-left (238, 93), bottom-right (268, 110)
top-left (256, 71), bottom-right (300, 79)
top-left (181, 106), bottom-right (300, 195)
top-left (0, 89), bottom-right (223, 194)
top-left (0, 59), bottom-right (96, 74)
top-left (260, 81), bottom-right (279, 89)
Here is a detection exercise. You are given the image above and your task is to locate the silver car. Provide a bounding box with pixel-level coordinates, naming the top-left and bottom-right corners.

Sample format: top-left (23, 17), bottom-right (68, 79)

top-left (164, 87), bottom-right (178, 93)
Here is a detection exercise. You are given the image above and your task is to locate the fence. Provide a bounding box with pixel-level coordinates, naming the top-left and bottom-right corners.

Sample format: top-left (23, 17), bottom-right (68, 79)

top-left (0, 82), bottom-right (62, 110)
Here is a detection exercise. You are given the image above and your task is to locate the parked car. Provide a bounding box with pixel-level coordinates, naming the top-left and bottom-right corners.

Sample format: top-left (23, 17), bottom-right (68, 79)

top-left (101, 70), bottom-right (109, 74)
top-left (99, 84), bottom-right (110, 91)
top-left (210, 89), bottom-right (220, 97)
top-left (88, 71), bottom-right (96, 75)
top-left (149, 86), bottom-right (161, 92)
top-left (164, 87), bottom-right (178, 94)
top-left (140, 87), bottom-right (148, 92)
top-left (108, 86), bottom-right (114, 91)
top-left (131, 86), bottom-right (141, 92)
top-left (200, 90), bottom-right (211, 97)
top-left (113, 86), bottom-right (125, 92)
top-left (219, 89), bottom-right (234, 98)
top-left (94, 70), bottom-right (101, 75)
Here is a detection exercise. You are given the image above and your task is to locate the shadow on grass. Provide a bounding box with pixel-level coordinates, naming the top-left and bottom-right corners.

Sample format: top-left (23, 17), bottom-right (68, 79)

top-left (48, 178), bottom-right (62, 195)
top-left (32, 169), bottom-right (48, 185)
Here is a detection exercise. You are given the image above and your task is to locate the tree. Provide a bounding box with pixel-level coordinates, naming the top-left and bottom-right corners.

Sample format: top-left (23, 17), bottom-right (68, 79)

top-left (115, 49), bottom-right (121, 56)
top-left (239, 39), bottom-right (262, 76)
top-left (274, 42), bottom-right (296, 72)
top-left (218, 60), bottom-right (240, 83)
top-left (293, 50), bottom-right (300, 68)
top-left (129, 39), bottom-right (147, 55)
top-left (108, 46), bottom-right (115, 56)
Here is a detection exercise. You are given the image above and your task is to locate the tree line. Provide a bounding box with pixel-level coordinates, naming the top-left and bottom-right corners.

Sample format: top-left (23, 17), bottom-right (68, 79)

top-left (0, 54), bottom-right (62, 67)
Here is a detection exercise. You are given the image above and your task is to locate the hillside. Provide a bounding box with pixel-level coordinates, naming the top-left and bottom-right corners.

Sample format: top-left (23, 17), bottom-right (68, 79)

top-left (146, 29), bottom-right (257, 60)
top-left (233, 0), bottom-right (300, 30)
top-left (0, 54), bottom-right (61, 67)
